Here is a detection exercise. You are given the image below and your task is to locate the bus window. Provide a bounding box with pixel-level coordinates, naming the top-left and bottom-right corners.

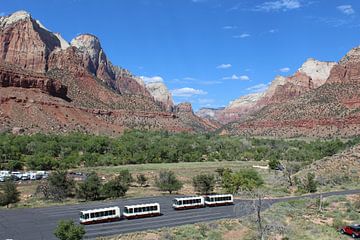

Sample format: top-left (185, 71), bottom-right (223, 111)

top-left (90, 213), bottom-right (95, 218)
top-left (85, 214), bottom-right (89, 219)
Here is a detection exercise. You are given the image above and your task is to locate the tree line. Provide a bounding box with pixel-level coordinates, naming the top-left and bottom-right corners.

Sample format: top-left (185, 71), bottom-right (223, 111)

top-left (1, 131), bottom-right (359, 170)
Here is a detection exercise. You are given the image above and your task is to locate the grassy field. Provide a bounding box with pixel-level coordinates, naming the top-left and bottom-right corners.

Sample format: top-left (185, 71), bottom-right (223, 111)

top-left (99, 194), bottom-right (360, 240)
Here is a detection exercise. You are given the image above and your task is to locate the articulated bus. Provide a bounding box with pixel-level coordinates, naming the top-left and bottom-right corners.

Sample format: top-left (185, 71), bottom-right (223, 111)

top-left (123, 203), bottom-right (161, 219)
top-left (204, 194), bottom-right (233, 206)
top-left (172, 196), bottom-right (205, 210)
top-left (80, 206), bottom-right (120, 225)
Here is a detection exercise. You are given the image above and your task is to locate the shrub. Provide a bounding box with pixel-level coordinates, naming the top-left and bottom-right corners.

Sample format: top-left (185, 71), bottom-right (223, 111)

top-left (77, 172), bottom-right (102, 201)
top-left (54, 220), bottom-right (85, 240)
top-left (155, 170), bottom-right (182, 194)
top-left (192, 174), bottom-right (215, 194)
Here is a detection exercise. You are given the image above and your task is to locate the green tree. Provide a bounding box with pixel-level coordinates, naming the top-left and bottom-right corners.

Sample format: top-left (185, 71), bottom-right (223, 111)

top-left (54, 220), bottom-right (85, 240)
top-left (47, 171), bottom-right (75, 201)
top-left (222, 169), bottom-right (264, 194)
top-left (136, 173), bottom-right (148, 187)
top-left (118, 169), bottom-right (133, 185)
top-left (0, 180), bottom-right (20, 208)
top-left (156, 170), bottom-right (182, 194)
top-left (102, 175), bottom-right (129, 198)
top-left (77, 172), bottom-right (102, 201)
top-left (192, 174), bottom-right (215, 194)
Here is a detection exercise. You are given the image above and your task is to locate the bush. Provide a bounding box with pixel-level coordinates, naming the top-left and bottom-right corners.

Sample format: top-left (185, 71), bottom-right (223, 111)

top-left (268, 159), bottom-right (281, 170)
top-left (156, 170), bottom-right (182, 194)
top-left (136, 174), bottom-right (148, 187)
top-left (45, 171), bottom-right (75, 201)
top-left (305, 173), bottom-right (317, 193)
top-left (102, 175), bottom-right (130, 198)
top-left (192, 174), bottom-right (215, 194)
top-left (222, 169), bottom-right (264, 193)
top-left (77, 172), bottom-right (102, 201)
top-left (0, 180), bottom-right (20, 208)
top-left (54, 220), bottom-right (85, 240)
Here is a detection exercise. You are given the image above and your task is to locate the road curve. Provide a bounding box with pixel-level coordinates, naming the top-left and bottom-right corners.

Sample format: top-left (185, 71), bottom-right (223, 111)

top-left (0, 189), bottom-right (359, 240)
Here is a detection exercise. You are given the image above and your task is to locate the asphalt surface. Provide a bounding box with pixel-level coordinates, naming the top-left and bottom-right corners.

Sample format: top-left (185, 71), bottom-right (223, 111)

top-left (0, 189), bottom-right (359, 240)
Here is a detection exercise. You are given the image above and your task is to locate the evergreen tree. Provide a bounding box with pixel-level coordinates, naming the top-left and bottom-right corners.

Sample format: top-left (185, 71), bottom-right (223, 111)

top-left (0, 180), bottom-right (20, 208)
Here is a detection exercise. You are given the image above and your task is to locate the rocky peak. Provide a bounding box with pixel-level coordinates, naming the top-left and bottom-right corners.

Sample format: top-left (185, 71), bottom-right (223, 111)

top-left (339, 46), bottom-right (360, 65)
top-left (175, 102), bottom-right (193, 113)
top-left (145, 82), bottom-right (174, 111)
top-left (70, 34), bottom-right (105, 74)
top-left (0, 10), bottom-right (31, 28)
top-left (0, 10), bottom-right (61, 73)
top-left (298, 58), bottom-right (336, 87)
top-left (226, 93), bottom-right (264, 110)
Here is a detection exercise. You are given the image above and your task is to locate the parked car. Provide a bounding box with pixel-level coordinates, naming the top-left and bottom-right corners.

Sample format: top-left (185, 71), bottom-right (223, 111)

top-left (340, 224), bottom-right (360, 238)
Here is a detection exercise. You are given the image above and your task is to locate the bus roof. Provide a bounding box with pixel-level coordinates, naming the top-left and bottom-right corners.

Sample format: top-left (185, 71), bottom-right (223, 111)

top-left (206, 194), bottom-right (233, 197)
top-left (174, 196), bottom-right (204, 201)
top-left (80, 206), bottom-right (119, 214)
top-left (124, 203), bottom-right (160, 208)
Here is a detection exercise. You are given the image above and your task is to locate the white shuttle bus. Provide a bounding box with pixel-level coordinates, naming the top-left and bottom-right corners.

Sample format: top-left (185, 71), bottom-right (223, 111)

top-left (204, 194), bottom-right (234, 206)
top-left (123, 203), bottom-right (161, 219)
top-left (80, 206), bottom-right (120, 225)
top-left (172, 196), bottom-right (205, 210)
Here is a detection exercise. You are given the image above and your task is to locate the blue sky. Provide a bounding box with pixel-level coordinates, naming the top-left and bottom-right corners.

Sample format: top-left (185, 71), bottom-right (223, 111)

top-left (1, 0), bottom-right (360, 110)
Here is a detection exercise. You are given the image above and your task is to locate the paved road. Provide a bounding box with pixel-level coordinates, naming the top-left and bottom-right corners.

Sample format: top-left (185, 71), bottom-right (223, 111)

top-left (0, 189), bottom-right (359, 240)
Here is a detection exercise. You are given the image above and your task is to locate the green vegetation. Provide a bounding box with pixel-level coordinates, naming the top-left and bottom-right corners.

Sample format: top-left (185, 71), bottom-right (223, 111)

top-left (155, 170), bottom-right (183, 194)
top-left (222, 169), bottom-right (264, 193)
top-left (0, 180), bottom-right (20, 208)
top-left (77, 172), bottom-right (102, 201)
top-left (36, 171), bottom-right (75, 201)
top-left (54, 220), bottom-right (85, 240)
top-left (192, 173), bottom-right (216, 194)
top-left (1, 131), bottom-right (359, 170)
top-left (102, 173), bottom-right (130, 198)
top-left (136, 173), bottom-right (148, 187)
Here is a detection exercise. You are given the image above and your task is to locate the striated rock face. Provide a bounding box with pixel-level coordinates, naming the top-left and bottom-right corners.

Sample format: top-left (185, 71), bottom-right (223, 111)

top-left (175, 102), bottom-right (193, 113)
top-left (0, 62), bottom-right (67, 99)
top-left (327, 47), bottom-right (360, 84)
top-left (146, 82), bottom-right (174, 111)
top-left (0, 11), bottom-right (61, 73)
top-left (69, 34), bottom-right (152, 97)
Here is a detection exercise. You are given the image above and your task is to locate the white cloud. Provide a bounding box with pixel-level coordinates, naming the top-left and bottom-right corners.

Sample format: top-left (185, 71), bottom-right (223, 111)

top-left (269, 29), bottom-right (279, 33)
top-left (223, 25), bottom-right (237, 30)
top-left (223, 74), bottom-right (250, 81)
top-left (279, 67), bottom-right (290, 73)
top-left (183, 77), bottom-right (196, 81)
top-left (337, 5), bottom-right (355, 15)
top-left (216, 63), bottom-right (232, 69)
top-left (139, 76), bottom-right (164, 84)
top-left (255, 0), bottom-right (301, 12)
top-left (246, 83), bottom-right (269, 93)
top-left (171, 87), bottom-right (207, 97)
top-left (233, 33), bottom-right (251, 39)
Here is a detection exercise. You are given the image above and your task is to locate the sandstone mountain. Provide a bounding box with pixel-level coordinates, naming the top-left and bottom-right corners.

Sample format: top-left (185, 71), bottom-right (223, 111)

top-left (221, 48), bottom-right (360, 138)
top-left (0, 11), bottom-right (215, 135)
top-left (197, 58), bottom-right (336, 125)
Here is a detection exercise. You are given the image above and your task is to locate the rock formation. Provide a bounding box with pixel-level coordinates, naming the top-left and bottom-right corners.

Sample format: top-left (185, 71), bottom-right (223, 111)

top-left (0, 10), bottom-right (217, 134)
top-left (145, 81), bottom-right (174, 111)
